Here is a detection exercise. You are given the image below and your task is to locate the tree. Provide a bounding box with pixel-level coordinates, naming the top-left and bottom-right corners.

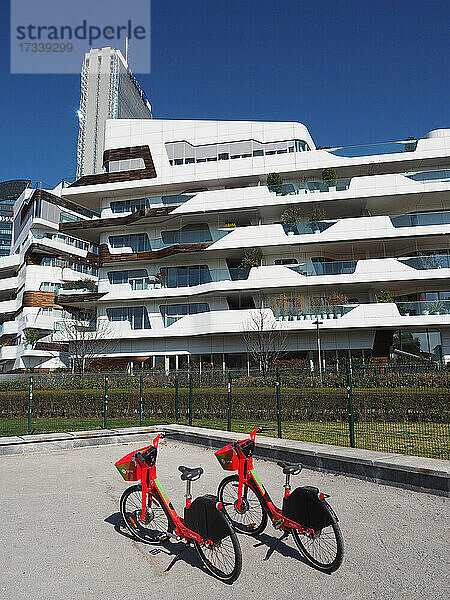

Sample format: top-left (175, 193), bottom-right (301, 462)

top-left (53, 309), bottom-right (113, 375)
top-left (238, 248), bottom-right (262, 268)
top-left (267, 172), bottom-right (283, 194)
top-left (321, 167), bottom-right (338, 187)
top-left (23, 328), bottom-right (41, 349)
top-left (280, 206), bottom-right (303, 224)
top-left (242, 307), bottom-right (287, 375)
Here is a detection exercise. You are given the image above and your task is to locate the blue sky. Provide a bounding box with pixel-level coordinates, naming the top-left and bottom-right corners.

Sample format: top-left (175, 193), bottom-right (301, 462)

top-left (1, 0), bottom-right (448, 187)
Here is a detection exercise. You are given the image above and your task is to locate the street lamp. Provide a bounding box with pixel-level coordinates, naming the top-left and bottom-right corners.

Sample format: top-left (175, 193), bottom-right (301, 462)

top-left (312, 320), bottom-right (323, 385)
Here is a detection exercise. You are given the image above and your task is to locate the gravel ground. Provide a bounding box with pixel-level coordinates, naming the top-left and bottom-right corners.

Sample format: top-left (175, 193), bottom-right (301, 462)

top-left (0, 438), bottom-right (448, 600)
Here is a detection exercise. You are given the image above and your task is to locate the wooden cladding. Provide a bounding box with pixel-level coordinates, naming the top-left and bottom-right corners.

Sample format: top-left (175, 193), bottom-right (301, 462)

top-left (22, 291), bottom-right (56, 308)
top-left (24, 244), bottom-right (99, 268)
top-left (60, 207), bottom-right (174, 234)
top-left (70, 145), bottom-right (157, 187)
top-left (55, 292), bottom-right (106, 304)
top-left (99, 242), bottom-right (212, 264)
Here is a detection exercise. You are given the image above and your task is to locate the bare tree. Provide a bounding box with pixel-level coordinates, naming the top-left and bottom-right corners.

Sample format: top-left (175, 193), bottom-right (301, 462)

top-left (242, 307), bottom-right (287, 375)
top-left (53, 309), bottom-right (113, 375)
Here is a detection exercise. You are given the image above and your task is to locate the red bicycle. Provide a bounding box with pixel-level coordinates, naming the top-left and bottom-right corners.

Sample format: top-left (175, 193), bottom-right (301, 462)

top-left (215, 427), bottom-right (344, 572)
top-left (115, 433), bottom-right (242, 583)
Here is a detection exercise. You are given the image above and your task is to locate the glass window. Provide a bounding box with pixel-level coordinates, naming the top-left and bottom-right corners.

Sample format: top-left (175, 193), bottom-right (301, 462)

top-left (108, 269), bottom-right (147, 284)
top-left (107, 306), bottom-right (150, 329)
top-left (393, 329), bottom-right (442, 362)
top-left (159, 303), bottom-right (209, 325)
top-left (160, 265), bottom-right (211, 288)
top-left (109, 234), bottom-right (150, 252)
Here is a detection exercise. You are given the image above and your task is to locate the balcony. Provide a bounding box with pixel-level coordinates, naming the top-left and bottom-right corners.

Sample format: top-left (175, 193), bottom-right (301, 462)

top-left (396, 300), bottom-right (450, 316)
top-left (282, 221), bottom-right (335, 236)
top-left (0, 321), bottom-right (18, 337)
top-left (0, 345), bottom-right (18, 360)
top-left (399, 254), bottom-right (450, 270)
top-left (390, 211), bottom-right (450, 228)
top-left (270, 179), bottom-right (351, 196)
top-left (272, 304), bottom-right (357, 321)
top-left (33, 232), bottom-right (99, 254)
top-left (325, 139), bottom-right (418, 157)
top-left (288, 260), bottom-right (358, 276)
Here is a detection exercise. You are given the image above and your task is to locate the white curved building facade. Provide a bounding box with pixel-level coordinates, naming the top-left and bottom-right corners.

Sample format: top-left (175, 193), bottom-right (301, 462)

top-left (1, 119), bottom-right (449, 371)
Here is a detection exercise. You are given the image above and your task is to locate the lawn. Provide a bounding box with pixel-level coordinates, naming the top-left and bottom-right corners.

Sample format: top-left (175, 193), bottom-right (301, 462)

top-left (1, 416), bottom-right (447, 460)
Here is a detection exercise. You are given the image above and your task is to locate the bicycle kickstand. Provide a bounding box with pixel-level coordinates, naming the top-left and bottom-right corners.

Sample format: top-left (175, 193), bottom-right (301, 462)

top-left (165, 542), bottom-right (190, 572)
top-left (264, 530), bottom-right (289, 561)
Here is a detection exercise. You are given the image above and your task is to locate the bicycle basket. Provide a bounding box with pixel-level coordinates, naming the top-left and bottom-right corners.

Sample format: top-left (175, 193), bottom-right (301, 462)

top-left (114, 444), bottom-right (153, 481)
top-left (214, 443), bottom-right (239, 471)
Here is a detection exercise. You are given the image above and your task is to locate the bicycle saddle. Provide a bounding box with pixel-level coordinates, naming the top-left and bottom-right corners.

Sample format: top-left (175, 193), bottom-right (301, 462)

top-left (178, 465), bottom-right (204, 481)
top-left (277, 461), bottom-right (302, 475)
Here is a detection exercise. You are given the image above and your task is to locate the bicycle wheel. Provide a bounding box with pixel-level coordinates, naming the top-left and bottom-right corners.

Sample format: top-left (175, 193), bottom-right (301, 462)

top-left (120, 484), bottom-right (170, 544)
top-left (292, 503), bottom-right (344, 573)
top-left (218, 475), bottom-right (267, 536)
top-left (194, 527), bottom-right (242, 584)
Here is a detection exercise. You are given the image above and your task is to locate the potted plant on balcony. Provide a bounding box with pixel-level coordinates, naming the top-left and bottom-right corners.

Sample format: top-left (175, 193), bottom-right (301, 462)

top-left (429, 301), bottom-right (445, 315)
top-left (280, 207), bottom-right (303, 235)
top-left (238, 248), bottom-right (262, 269)
top-left (308, 206), bottom-right (328, 234)
top-left (322, 167), bottom-right (338, 191)
top-left (267, 172), bottom-right (283, 195)
top-left (23, 328), bottom-right (40, 350)
top-left (154, 271), bottom-right (167, 288)
top-left (61, 279), bottom-right (97, 293)
top-left (325, 290), bottom-right (348, 318)
top-left (376, 290), bottom-right (393, 303)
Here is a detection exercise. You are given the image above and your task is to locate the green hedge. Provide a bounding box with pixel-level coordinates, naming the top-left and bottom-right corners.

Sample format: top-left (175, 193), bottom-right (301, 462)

top-left (0, 386), bottom-right (447, 423)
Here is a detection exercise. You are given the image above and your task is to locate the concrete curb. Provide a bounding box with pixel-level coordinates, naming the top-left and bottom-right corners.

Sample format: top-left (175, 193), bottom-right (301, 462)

top-left (160, 425), bottom-right (450, 497)
top-left (0, 424), bottom-right (448, 497)
top-left (0, 427), bottom-right (159, 455)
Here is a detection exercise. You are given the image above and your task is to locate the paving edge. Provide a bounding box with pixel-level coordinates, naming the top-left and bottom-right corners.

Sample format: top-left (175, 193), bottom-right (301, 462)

top-left (0, 424), bottom-right (448, 497)
top-left (160, 425), bottom-right (449, 498)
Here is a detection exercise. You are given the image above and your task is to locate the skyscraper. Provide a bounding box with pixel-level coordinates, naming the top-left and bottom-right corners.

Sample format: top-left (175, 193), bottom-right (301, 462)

top-left (76, 47), bottom-right (152, 178)
top-left (0, 180), bottom-right (30, 256)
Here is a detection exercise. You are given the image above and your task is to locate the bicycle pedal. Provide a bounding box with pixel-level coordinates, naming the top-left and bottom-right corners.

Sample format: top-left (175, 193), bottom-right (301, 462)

top-left (272, 518), bottom-right (283, 529)
top-left (148, 548), bottom-right (162, 555)
top-left (244, 523), bottom-right (256, 528)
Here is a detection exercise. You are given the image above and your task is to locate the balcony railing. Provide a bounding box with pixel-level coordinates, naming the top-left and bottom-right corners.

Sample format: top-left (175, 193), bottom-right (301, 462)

top-left (272, 305), bottom-right (356, 321)
top-left (289, 260), bottom-right (358, 276)
top-left (34, 232), bottom-right (99, 254)
top-left (325, 139), bottom-right (418, 157)
top-left (396, 300), bottom-right (450, 316)
top-left (282, 221), bottom-right (335, 235)
top-left (390, 211), bottom-right (450, 228)
top-left (270, 179), bottom-right (351, 196)
top-left (399, 254), bottom-right (450, 270)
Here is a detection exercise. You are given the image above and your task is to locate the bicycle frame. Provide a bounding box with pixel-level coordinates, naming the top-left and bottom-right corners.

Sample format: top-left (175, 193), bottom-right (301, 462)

top-left (132, 434), bottom-right (213, 545)
top-left (233, 429), bottom-right (313, 535)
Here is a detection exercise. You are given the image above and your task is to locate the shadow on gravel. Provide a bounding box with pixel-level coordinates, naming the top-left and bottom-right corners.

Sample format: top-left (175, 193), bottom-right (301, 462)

top-left (253, 532), bottom-right (310, 566)
top-left (104, 512), bottom-right (213, 580)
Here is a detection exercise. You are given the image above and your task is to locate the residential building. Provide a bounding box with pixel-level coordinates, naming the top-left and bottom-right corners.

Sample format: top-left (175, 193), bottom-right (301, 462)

top-left (1, 119), bottom-right (449, 372)
top-left (57, 119), bottom-right (450, 371)
top-left (0, 184), bottom-right (99, 371)
top-left (76, 47), bottom-right (152, 179)
top-left (0, 180), bottom-right (30, 257)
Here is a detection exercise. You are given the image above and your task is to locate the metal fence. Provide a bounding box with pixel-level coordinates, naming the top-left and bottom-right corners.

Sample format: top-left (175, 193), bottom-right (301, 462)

top-left (0, 366), bottom-right (448, 460)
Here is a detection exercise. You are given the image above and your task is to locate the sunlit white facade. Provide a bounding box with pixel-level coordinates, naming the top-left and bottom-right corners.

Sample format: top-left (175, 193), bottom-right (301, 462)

top-left (0, 119), bottom-right (449, 372)
top-left (59, 120), bottom-right (450, 370)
